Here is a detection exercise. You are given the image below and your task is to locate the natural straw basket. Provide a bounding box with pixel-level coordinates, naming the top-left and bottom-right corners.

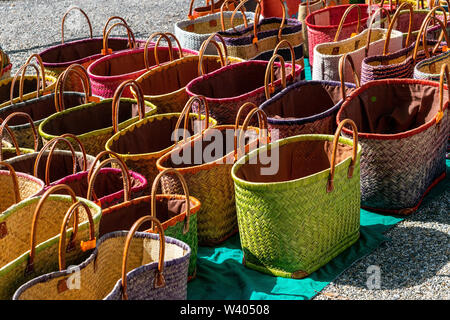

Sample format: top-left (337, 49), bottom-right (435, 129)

top-left (133, 33), bottom-right (244, 115)
top-left (0, 184), bottom-right (102, 299)
top-left (156, 103), bottom-right (268, 245)
top-left (39, 80), bottom-right (157, 156)
top-left (337, 56), bottom-right (449, 214)
top-left (105, 96), bottom-right (217, 188)
top-left (13, 216), bottom-right (191, 300)
top-left (0, 118), bottom-right (35, 161)
top-left (231, 118), bottom-right (361, 278)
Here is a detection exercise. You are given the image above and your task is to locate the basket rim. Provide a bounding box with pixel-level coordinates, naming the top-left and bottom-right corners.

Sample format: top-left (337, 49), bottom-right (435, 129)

top-left (231, 133), bottom-right (361, 190)
top-left (0, 169), bottom-right (45, 196)
top-left (337, 78), bottom-right (449, 140)
top-left (304, 4), bottom-right (370, 30)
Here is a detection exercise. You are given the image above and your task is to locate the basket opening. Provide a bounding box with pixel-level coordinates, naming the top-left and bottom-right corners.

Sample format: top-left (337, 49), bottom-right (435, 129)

top-left (183, 14), bottom-right (250, 35)
top-left (0, 94), bottom-right (85, 125)
top-left (306, 5), bottom-right (369, 28)
top-left (40, 38), bottom-right (136, 64)
top-left (1, 78), bottom-right (42, 105)
top-left (160, 127), bottom-right (259, 169)
top-left (109, 115), bottom-right (212, 155)
top-left (138, 56), bottom-right (225, 96)
top-left (0, 171), bottom-right (43, 213)
top-left (188, 62), bottom-right (292, 99)
top-left (234, 139), bottom-right (353, 183)
top-left (338, 82), bottom-right (442, 134)
top-left (99, 196), bottom-right (195, 237)
top-left (89, 47), bottom-right (178, 77)
top-left (263, 83), bottom-right (352, 119)
top-left (41, 100), bottom-right (151, 136)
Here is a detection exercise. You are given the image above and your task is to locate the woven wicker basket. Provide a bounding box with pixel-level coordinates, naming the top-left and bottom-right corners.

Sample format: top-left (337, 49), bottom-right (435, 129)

top-left (39, 10), bottom-right (147, 92)
top-left (186, 40), bottom-right (303, 125)
top-left (231, 119), bottom-right (361, 278)
top-left (105, 96), bottom-right (217, 189)
top-left (298, 0), bottom-right (325, 58)
top-left (39, 80), bottom-right (157, 157)
top-left (0, 184), bottom-right (102, 299)
top-left (13, 216), bottom-right (191, 300)
top-left (337, 62), bottom-right (449, 214)
top-left (156, 104), bottom-right (268, 245)
top-left (88, 32), bottom-right (198, 99)
top-left (0, 48), bottom-right (12, 81)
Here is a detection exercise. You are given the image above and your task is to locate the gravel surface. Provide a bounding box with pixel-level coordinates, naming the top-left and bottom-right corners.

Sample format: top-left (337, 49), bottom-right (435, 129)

top-left (0, 0), bottom-right (449, 301)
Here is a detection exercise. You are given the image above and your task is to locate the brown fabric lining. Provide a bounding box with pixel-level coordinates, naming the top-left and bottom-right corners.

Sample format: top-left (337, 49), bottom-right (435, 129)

top-left (161, 127), bottom-right (259, 168)
top-left (139, 57), bottom-right (232, 95)
top-left (109, 116), bottom-right (209, 155)
top-left (264, 84), bottom-right (352, 119)
top-left (41, 100), bottom-right (150, 136)
top-left (99, 197), bottom-right (192, 236)
top-left (0, 79), bottom-right (41, 104)
top-left (188, 63), bottom-right (292, 98)
top-left (41, 38), bottom-right (135, 64)
top-left (0, 94), bottom-right (85, 125)
top-left (339, 83), bottom-right (441, 134)
top-left (234, 140), bottom-right (353, 183)
top-left (89, 49), bottom-right (174, 77)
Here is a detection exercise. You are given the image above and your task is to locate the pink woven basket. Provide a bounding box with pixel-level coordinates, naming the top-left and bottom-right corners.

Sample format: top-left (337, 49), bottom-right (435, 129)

top-left (305, 4), bottom-right (372, 65)
top-left (87, 33), bottom-right (198, 99)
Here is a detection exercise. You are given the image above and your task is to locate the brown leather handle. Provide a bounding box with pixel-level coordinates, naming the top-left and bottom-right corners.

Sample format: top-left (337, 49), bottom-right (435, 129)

top-left (121, 215), bottom-right (166, 300)
top-left (338, 53), bottom-right (360, 100)
top-left (0, 161), bottom-right (21, 205)
top-left (0, 49), bottom-right (4, 77)
top-left (144, 33), bottom-right (174, 70)
top-left (102, 16), bottom-right (130, 39)
top-left (421, 14), bottom-right (450, 60)
top-left (251, 0), bottom-right (285, 43)
top-left (111, 80), bottom-right (146, 134)
top-left (233, 101), bottom-right (264, 152)
top-left (58, 201), bottom-right (96, 271)
top-left (10, 63), bottom-right (41, 104)
top-left (264, 54), bottom-right (287, 100)
top-left (151, 168), bottom-right (192, 234)
top-left (327, 119), bottom-right (358, 193)
top-left (0, 118), bottom-right (22, 161)
top-left (0, 112), bottom-right (39, 155)
top-left (333, 4), bottom-right (362, 42)
top-left (198, 33), bottom-right (228, 76)
top-left (412, 6), bottom-right (448, 62)
top-left (273, 39), bottom-right (296, 78)
top-left (86, 150), bottom-right (131, 204)
top-left (383, 2), bottom-right (413, 55)
top-left (437, 63), bottom-right (449, 124)
top-left (221, 0), bottom-right (249, 32)
top-left (159, 33), bottom-right (185, 61)
top-left (174, 95), bottom-right (210, 144)
top-left (24, 54), bottom-right (47, 93)
top-left (55, 64), bottom-right (93, 112)
top-left (102, 22), bottom-right (136, 56)
top-left (234, 104), bottom-right (269, 161)
top-left (378, 0), bottom-right (399, 11)
top-left (61, 6), bottom-right (93, 44)
top-left (26, 184), bottom-right (78, 274)
top-left (365, 7), bottom-right (392, 57)
top-left (188, 0), bottom-right (216, 19)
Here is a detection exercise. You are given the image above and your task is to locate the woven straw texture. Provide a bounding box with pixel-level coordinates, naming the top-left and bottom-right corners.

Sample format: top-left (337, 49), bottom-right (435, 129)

top-left (312, 28), bottom-right (404, 82)
top-left (186, 61), bottom-right (304, 125)
top-left (305, 4), bottom-right (371, 65)
top-left (134, 55), bottom-right (244, 115)
top-left (360, 40), bottom-right (443, 84)
top-left (231, 134), bottom-right (361, 278)
top-left (13, 231), bottom-right (190, 300)
top-left (105, 113), bottom-right (217, 189)
top-left (259, 80), bottom-right (357, 139)
top-left (298, 0), bottom-right (324, 58)
top-left (175, 11), bottom-right (257, 53)
top-left (337, 80), bottom-right (449, 214)
top-left (156, 126), bottom-right (261, 245)
top-left (0, 170), bottom-right (44, 214)
top-left (414, 50), bottom-right (450, 81)
top-left (88, 46), bottom-right (198, 99)
top-left (38, 98), bottom-right (157, 156)
top-left (0, 195), bottom-right (102, 300)
top-left (0, 76), bottom-right (57, 110)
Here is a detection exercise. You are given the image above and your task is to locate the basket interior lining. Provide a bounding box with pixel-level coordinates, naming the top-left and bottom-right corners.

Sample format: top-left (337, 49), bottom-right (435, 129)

top-left (235, 139), bottom-right (353, 183)
top-left (339, 82), bottom-right (442, 134)
top-left (0, 79), bottom-right (40, 105)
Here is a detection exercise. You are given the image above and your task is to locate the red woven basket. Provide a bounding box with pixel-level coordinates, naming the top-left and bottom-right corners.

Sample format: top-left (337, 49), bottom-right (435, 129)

top-left (305, 4), bottom-right (372, 65)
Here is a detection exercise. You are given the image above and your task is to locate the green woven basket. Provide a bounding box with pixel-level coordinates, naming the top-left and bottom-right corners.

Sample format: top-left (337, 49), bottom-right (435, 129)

top-left (231, 119), bottom-right (362, 278)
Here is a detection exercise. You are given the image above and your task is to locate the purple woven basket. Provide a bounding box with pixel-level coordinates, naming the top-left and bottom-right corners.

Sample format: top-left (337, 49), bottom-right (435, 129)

top-left (259, 80), bottom-right (356, 139)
